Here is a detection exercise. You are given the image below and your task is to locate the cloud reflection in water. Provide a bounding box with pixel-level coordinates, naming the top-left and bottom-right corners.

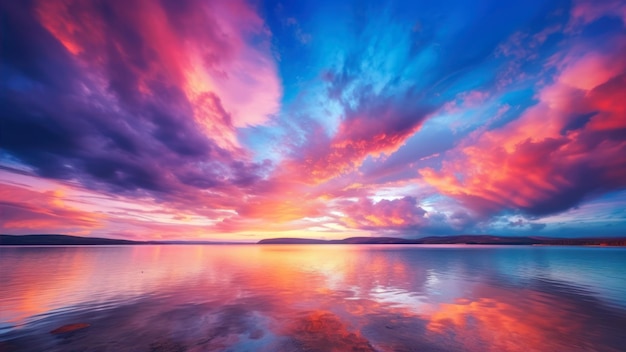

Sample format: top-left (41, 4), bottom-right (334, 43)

top-left (1, 245), bottom-right (625, 351)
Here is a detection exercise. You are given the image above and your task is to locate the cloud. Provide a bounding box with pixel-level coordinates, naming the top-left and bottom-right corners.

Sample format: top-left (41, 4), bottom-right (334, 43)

top-left (507, 218), bottom-right (546, 231)
top-left (35, 0), bottom-right (281, 129)
top-left (568, 0), bottom-right (626, 29)
top-left (340, 197), bottom-right (427, 230)
top-left (287, 95), bottom-right (434, 184)
top-left (0, 184), bottom-right (104, 234)
top-left (421, 29), bottom-right (626, 217)
top-left (1, 0), bottom-right (280, 197)
top-left (285, 17), bottom-right (312, 44)
top-left (530, 223), bottom-right (547, 231)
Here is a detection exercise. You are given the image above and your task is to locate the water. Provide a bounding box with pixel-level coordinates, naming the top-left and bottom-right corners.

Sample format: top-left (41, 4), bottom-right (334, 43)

top-left (1, 245), bottom-right (625, 351)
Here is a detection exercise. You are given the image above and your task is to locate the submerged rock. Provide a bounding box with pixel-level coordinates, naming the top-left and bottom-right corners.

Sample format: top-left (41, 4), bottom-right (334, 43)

top-left (149, 340), bottom-right (187, 352)
top-left (50, 323), bottom-right (90, 334)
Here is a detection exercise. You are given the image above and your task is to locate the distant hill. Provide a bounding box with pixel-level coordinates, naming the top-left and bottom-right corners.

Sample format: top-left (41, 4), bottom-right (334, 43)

top-left (259, 237), bottom-right (415, 244)
top-left (258, 235), bottom-right (626, 246)
top-left (0, 234), bottom-right (240, 245)
top-left (0, 234), bottom-right (140, 245)
top-left (256, 237), bottom-right (331, 244)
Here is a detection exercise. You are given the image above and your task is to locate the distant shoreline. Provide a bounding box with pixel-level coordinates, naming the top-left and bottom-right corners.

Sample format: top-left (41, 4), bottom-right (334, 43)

top-left (2, 234), bottom-right (625, 247)
top-left (257, 236), bottom-right (626, 246)
top-left (0, 234), bottom-right (244, 246)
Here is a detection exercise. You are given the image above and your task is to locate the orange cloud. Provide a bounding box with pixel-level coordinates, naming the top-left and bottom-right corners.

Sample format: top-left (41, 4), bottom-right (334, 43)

top-left (279, 310), bottom-right (375, 351)
top-left (278, 97), bottom-right (433, 185)
top-left (0, 184), bottom-right (104, 234)
top-left (421, 36), bottom-right (626, 216)
top-left (426, 291), bottom-right (584, 351)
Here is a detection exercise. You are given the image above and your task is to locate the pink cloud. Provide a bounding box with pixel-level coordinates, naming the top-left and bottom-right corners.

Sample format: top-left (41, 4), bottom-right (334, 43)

top-left (280, 102), bottom-right (432, 184)
top-left (569, 0), bottom-right (626, 28)
top-left (36, 0), bottom-right (281, 150)
top-left (558, 52), bottom-right (622, 91)
top-left (340, 197), bottom-right (426, 230)
top-left (0, 184), bottom-right (105, 234)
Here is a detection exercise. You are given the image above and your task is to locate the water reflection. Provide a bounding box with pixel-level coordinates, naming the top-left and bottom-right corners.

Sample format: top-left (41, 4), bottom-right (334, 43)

top-left (1, 245), bottom-right (625, 351)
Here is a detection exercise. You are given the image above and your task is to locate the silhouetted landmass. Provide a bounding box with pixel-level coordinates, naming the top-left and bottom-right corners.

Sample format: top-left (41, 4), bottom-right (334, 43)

top-left (254, 237), bottom-right (331, 244)
top-left (258, 235), bottom-right (626, 246)
top-left (147, 240), bottom-right (243, 245)
top-left (0, 234), bottom-right (240, 245)
top-left (0, 234), bottom-right (140, 245)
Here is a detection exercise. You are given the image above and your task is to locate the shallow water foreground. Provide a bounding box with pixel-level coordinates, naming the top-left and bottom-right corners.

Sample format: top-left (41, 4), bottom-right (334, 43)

top-left (1, 244), bottom-right (625, 351)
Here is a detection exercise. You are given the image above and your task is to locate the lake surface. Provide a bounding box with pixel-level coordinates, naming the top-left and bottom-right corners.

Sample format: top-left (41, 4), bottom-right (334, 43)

top-left (1, 245), bottom-right (625, 351)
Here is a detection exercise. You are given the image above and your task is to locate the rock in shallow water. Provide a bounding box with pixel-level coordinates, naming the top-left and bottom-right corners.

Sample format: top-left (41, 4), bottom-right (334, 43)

top-left (50, 323), bottom-right (90, 334)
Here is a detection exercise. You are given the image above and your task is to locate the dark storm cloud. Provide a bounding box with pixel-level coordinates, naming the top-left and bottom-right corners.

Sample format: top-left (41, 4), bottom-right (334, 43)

top-left (0, 0), bottom-right (268, 197)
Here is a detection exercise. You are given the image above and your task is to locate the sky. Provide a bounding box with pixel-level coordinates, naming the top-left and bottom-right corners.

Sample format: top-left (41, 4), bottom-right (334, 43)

top-left (1, 0), bottom-right (625, 241)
